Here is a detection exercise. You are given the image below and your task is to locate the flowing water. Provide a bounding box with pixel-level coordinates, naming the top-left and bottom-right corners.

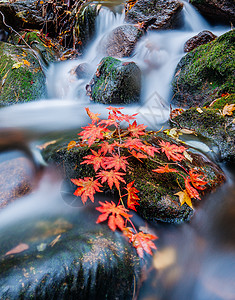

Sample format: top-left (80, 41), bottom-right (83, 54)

top-left (0, 1), bottom-right (234, 299)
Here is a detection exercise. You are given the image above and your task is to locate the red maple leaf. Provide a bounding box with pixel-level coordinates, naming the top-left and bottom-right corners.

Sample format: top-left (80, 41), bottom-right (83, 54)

top-left (85, 107), bottom-right (100, 124)
top-left (122, 138), bottom-right (146, 150)
top-left (127, 120), bottom-right (147, 137)
top-left (104, 154), bottom-right (129, 172)
top-left (118, 112), bottom-right (138, 123)
top-left (189, 169), bottom-right (208, 190)
top-left (96, 201), bottom-right (132, 231)
top-left (152, 164), bottom-right (178, 173)
top-left (124, 181), bottom-right (140, 211)
top-left (185, 176), bottom-right (200, 200)
top-left (71, 177), bottom-right (102, 204)
top-left (129, 150), bottom-right (148, 161)
top-left (106, 106), bottom-right (124, 113)
top-left (159, 140), bottom-right (186, 161)
top-left (99, 141), bottom-right (116, 155)
top-left (81, 149), bottom-right (106, 172)
top-left (140, 144), bottom-right (159, 157)
top-left (123, 227), bottom-right (157, 258)
top-left (79, 123), bottom-right (110, 147)
top-left (96, 170), bottom-right (126, 190)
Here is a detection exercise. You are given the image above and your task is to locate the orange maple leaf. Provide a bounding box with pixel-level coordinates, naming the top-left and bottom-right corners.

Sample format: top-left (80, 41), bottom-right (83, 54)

top-left (123, 227), bottom-right (157, 258)
top-left (96, 201), bottom-right (132, 231)
top-left (71, 177), bottom-right (102, 204)
top-left (85, 107), bottom-right (100, 123)
top-left (122, 137), bottom-right (146, 150)
top-left (96, 170), bottom-right (126, 190)
top-left (127, 120), bottom-right (147, 137)
top-left (124, 181), bottom-right (140, 211)
top-left (189, 169), bottom-right (208, 190)
top-left (129, 149), bottom-right (148, 161)
top-left (152, 164), bottom-right (178, 173)
top-left (81, 149), bottom-right (106, 172)
top-left (185, 176), bottom-right (200, 200)
top-left (79, 123), bottom-right (110, 147)
top-left (159, 140), bottom-right (186, 161)
top-left (99, 141), bottom-right (116, 155)
top-left (104, 154), bottom-right (129, 172)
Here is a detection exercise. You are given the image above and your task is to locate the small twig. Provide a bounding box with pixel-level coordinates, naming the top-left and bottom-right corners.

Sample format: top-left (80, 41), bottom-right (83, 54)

top-left (0, 11), bottom-right (45, 75)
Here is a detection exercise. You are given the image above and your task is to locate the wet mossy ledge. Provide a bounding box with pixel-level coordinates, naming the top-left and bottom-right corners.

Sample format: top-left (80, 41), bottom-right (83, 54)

top-left (42, 132), bottom-right (225, 224)
top-left (0, 208), bottom-right (142, 299)
top-left (172, 93), bottom-right (235, 161)
top-left (172, 30), bottom-right (235, 108)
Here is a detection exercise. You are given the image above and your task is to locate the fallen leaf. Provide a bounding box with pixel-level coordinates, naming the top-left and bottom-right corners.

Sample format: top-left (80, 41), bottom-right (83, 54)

top-left (5, 243), bottom-right (29, 256)
top-left (37, 243), bottom-right (47, 252)
top-left (67, 140), bottom-right (77, 150)
top-left (50, 234), bottom-right (61, 247)
top-left (164, 128), bottom-right (181, 140)
top-left (12, 62), bottom-right (23, 69)
top-left (22, 59), bottom-right (31, 67)
top-left (179, 128), bottom-right (196, 135)
top-left (175, 190), bottom-right (193, 209)
top-left (221, 103), bottom-right (235, 117)
top-left (196, 108), bottom-right (203, 114)
top-left (183, 150), bottom-right (193, 162)
top-left (36, 140), bottom-right (57, 150)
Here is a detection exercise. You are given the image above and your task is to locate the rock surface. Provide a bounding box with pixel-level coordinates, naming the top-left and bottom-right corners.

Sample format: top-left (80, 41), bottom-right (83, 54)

top-left (172, 30), bottom-right (235, 108)
top-left (190, 0), bottom-right (235, 24)
top-left (125, 0), bottom-right (183, 31)
top-left (98, 24), bottom-right (144, 58)
top-left (0, 41), bottom-right (46, 105)
top-left (184, 30), bottom-right (217, 52)
top-left (87, 56), bottom-right (141, 104)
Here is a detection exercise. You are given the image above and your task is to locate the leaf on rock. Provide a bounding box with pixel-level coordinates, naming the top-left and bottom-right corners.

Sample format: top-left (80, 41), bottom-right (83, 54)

top-left (124, 181), bottom-right (140, 211)
top-left (152, 164), bottom-right (178, 173)
top-left (175, 190), bottom-right (193, 209)
top-left (79, 123), bottom-right (110, 147)
top-left (104, 154), bottom-right (129, 172)
top-left (222, 103), bottom-right (235, 117)
top-left (127, 120), bottom-right (147, 138)
top-left (159, 140), bottom-right (186, 162)
top-left (81, 149), bottom-right (106, 172)
top-left (5, 243), bottom-right (29, 256)
top-left (96, 170), bottom-right (126, 190)
top-left (12, 62), bottom-right (23, 69)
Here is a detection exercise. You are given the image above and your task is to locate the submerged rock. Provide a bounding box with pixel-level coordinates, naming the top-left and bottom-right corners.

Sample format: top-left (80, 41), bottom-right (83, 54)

top-left (172, 94), bottom-right (235, 161)
top-left (184, 30), bottom-right (217, 53)
top-left (0, 41), bottom-right (46, 105)
top-left (172, 30), bottom-right (235, 107)
top-left (42, 132), bottom-right (225, 224)
top-left (87, 56), bottom-right (141, 104)
top-left (0, 208), bottom-right (142, 299)
top-left (190, 0), bottom-right (235, 24)
top-left (98, 24), bottom-right (144, 58)
top-left (125, 0), bottom-right (183, 31)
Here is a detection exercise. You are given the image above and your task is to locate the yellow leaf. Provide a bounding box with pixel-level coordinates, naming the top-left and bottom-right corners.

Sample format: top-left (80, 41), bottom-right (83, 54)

top-left (196, 108), bottom-right (203, 114)
top-left (164, 128), bottom-right (181, 140)
top-left (67, 140), bottom-right (77, 150)
top-left (183, 150), bottom-right (193, 163)
top-left (12, 62), bottom-right (23, 69)
top-left (179, 128), bottom-right (196, 135)
top-left (221, 103), bottom-right (235, 117)
top-left (175, 190), bottom-right (193, 209)
top-left (23, 59), bottom-right (31, 67)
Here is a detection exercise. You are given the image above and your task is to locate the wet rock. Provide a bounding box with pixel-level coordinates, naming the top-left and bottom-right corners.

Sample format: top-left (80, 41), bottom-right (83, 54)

top-left (74, 3), bottom-right (99, 53)
top-left (190, 0), bottom-right (235, 25)
top-left (172, 30), bottom-right (235, 107)
top-left (0, 209), bottom-right (142, 299)
top-left (0, 41), bottom-right (46, 105)
top-left (172, 94), bottom-right (235, 161)
top-left (98, 24), bottom-right (144, 58)
top-left (42, 132), bottom-right (225, 224)
top-left (87, 56), bottom-right (141, 104)
top-left (0, 157), bottom-right (34, 208)
top-left (125, 0), bottom-right (183, 31)
top-left (73, 63), bottom-right (92, 79)
top-left (0, 29), bottom-right (8, 42)
top-left (184, 30), bottom-right (217, 52)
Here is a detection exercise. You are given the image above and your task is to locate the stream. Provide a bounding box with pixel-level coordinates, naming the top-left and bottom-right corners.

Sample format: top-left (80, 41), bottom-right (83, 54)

top-left (0, 1), bottom-right (234, 299)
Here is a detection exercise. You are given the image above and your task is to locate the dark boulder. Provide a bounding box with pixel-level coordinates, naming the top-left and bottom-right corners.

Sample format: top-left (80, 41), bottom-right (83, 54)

top-left (190, 0), bottom-right (235, 25)
top-left (184, 30), bottom-right (217, 52)
top-left (98, 24), bottom-right (144, 58)
top-left (172, 30), bottom-right (235, 107)
top-left (87, 56), bottom-right (141, 104)
top-left (125, 0), bottom-right (184, 31)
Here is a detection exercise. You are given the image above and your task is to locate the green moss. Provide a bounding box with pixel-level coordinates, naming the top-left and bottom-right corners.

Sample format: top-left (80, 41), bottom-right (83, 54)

top-left (208, 93), bottom-right (235, 110)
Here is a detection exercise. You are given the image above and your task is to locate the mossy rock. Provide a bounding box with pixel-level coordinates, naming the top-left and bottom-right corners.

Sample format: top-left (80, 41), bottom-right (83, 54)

top-left (0, 207), bottom-right (142, 299)
top-left (8, 31), bottom-right (61, 65)
top-left (42, 132), bottom-right (225, 224)
top-left (87, 56), bottom-right (141, 104)
top-left (0, 41), bottom-right (46, 105)
top-left (172, 30), bottom-right (235, 107)
top-left (74, 3), bottom-right (99, 53)
top-left (173, 94), bottom-right (235, 161)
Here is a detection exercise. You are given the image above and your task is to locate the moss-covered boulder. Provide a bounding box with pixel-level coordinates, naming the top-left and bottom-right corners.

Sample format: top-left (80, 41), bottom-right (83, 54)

top-left (98, 24), bottom-right (144, 58)
top-left (86, 57), bottom-right (141, 104)
top-left (0, 207), bottom-right (142, 299)
top-left (189, 0), bottom-right (235, 24)
top-left (172, 30), bottom-right (235, 108)
top-left (42, 132), bottom-right (225, 224)
top-left (172, 93), bottom-right (235, 161)
top-left (125, 0), bottom-right (183, 31)
top-left (0, 41), bottom-right (46, 105)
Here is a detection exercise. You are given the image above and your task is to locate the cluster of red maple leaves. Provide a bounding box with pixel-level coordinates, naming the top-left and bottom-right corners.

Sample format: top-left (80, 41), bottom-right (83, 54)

top-left (69, 106), bottom-right (208, 258)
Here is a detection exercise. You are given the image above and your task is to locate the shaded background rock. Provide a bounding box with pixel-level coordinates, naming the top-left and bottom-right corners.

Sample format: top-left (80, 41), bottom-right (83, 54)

top-left (190, 0), bottom-right (235, 25)
top-left (172, 30), bottom-right (235, 108)
top-left (87, 56), bottom-right (141, 104)
top-left (98, 24), bottom-right (144, 58)
top-left (184, 30), bottom-right (217, 52)
top-left (0, 41), bottom-right (47, 105)
top-left (125, 0), bottom-right (183, 31)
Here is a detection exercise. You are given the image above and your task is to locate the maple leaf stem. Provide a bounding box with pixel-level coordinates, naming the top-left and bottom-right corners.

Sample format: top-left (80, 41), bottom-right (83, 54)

top-left (128, 218), bottom-right (138, 234)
